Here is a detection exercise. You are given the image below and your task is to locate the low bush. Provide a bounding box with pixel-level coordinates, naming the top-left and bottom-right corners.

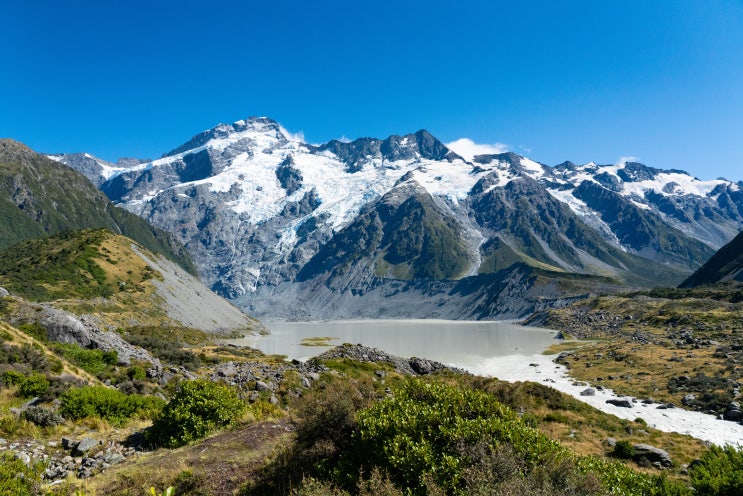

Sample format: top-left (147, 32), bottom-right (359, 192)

top-left (59, 386), bottom-right (163, 424)
top-left (0, 343), bottom-right (50, 374)
top-left (18, 372), bottom-right (50, 397)
top-left (127, 366), bottom-right (147, 381)
top-left (352, 380), bottom-right (684, 496)
top-left (51, 343), bottom-right (115, 376)
top-left (689, 445), bottom-right (743, 495)
top-left (146, 379), bottom-right (245, 448)
top-left (22, 406), bottom-right (65, 427)
top-left (1, 369), bottom-right (25, 387)
top-left (612, 440), bottom-right (636, 460)
top-left (123, 334), bottom-right (202, 371)
top-left (0, 452), bottom-right (46, 495)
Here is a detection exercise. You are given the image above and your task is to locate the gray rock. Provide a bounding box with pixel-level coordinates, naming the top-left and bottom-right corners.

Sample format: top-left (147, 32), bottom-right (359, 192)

top-left (724, 409), bottom-right (743, 421)
top-left (409, 357), bottom-right (436, 375)
top-left (580, 388), bottom-right (596, 396)
top-left (606, 398), bottom-right (633, 408)
top-left (72, 437), bottom-right (99, 456)
top-left (301, 377), bottom-right (311, 388)
top-left (255, 381), bottom-right (270, 391)
top-left (36, 306), bottom-right (159, 366)
top-left (0, 287), bottom-right (8, 297)
top-left (269, 395), bottom-right (278, 405)
top-left (633, 444), bottom-right (672, 467)
top-left (103, 453), bottom-right (126, 465)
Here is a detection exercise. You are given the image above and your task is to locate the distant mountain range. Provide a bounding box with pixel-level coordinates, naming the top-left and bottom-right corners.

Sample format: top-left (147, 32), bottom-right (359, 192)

top-left (43, 117), bottom-right (743, 318)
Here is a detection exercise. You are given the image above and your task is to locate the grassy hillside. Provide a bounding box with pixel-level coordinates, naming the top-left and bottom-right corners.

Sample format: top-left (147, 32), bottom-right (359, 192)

top-left (0, 139), bottom-right (196, 275)
top-left (0, 228), bottom-right (258, 334)
top-left (528, 284), bottom-right (743, 415)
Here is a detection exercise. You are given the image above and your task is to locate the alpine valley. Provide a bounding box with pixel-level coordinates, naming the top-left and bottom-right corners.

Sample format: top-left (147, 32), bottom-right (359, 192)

top-left (50, 117), bottom-right (743, 320)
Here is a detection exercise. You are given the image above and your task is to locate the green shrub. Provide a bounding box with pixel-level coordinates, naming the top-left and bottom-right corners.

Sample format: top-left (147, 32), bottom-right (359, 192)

top-left (0, 452), bottom-right (45, 495)
top-left (689, 445), bottom-right (743, 495)
top-left (146, 379), bottom-right (246, 448)
top-left (354, 379), bottom-right (569, 493)
top-left (353, 379), bottom-right (670, 496)
top-left (612, 440), bottom-right (636, 460)
top-left (123, 334), bottom-right (203, 371)
top-left (127, 366), bottom-right (147, 381)
top-left (18, 322), bottom-right (48, 342)
top-left (2, 369), bottom-right (25, 387)
top-left (59, 386), bottom-right (163, 424)
top-left (52, 343), bottom-right (111, 375)
top-left (0, 343), bottom-right (50, 373)
top-left (102, 350), bottom-right (119, 366)
top-left (18, 373), bottom-right (50, 397)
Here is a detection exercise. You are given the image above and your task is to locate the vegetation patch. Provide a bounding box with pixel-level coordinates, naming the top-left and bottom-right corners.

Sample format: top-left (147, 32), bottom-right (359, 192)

top-left (60, 385), bottom-right (164, 425)
top-left (300, 336), bottom-right (339, 347)
top-left (146, 379), bottom-right (246, 448)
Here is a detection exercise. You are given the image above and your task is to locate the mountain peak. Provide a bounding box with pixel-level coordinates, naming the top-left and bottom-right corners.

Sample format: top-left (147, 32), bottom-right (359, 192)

top-left (164, 116), bottom-right (285, 157)
top-left (0, 138), bottom-right (37, 162)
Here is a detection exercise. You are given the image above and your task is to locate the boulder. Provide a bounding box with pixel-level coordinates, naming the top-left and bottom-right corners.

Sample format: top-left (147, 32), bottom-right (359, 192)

top-left (606, 398), bottom-right (633, 408)
top-left (633, 444), bottom-right (672, 467)
top-left (580, 388), bottom-right (596, 396)
top-left (72, 437), bottom-right (99, 456)
top-left (36, 306), bottom-right (159, 366)
top-left (724, 408), bottom-right (743, 421)
top-left (409, 357), bottom-right (437, 375)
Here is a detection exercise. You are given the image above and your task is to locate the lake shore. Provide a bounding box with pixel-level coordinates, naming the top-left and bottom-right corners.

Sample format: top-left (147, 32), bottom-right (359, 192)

top-left (469, 351), bottom-right (743, 447)
top-left (231, 319), bottom-right (743, 447)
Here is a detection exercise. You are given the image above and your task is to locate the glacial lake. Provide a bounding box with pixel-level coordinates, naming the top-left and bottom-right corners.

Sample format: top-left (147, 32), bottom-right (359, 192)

top-left (226, 319), bottom-right (558, 371)
top-left (227, 319), bottom-right (743, 446)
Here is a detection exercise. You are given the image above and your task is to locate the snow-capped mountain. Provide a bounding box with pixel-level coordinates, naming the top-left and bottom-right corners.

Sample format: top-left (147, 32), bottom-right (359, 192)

top-left (47, 153), bottom-right (144, 187)
top-left (73, 117), bottom-right (743, 319)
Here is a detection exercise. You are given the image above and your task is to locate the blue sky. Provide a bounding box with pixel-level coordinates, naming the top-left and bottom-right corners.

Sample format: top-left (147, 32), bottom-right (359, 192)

top-left (2, 1), bottom-right (742, 180)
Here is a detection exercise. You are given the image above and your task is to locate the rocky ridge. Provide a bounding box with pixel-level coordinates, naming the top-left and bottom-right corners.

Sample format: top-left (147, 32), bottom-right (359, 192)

top-left (52, 119), bottom-right (743, 319)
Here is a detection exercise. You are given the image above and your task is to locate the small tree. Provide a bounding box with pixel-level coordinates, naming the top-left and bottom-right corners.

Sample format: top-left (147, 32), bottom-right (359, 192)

top-left (146, 379), bottom-right (246, 448)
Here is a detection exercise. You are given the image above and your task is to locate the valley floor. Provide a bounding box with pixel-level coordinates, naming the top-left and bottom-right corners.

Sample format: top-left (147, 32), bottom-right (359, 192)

top-left (471, 350), bottom-right (743, 446)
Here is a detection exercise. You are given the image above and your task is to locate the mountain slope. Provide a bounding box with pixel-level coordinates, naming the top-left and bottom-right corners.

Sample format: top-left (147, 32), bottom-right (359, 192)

top-left (46, 152), bottom-right (131, 187)
top-left (0, 139), bottom-right (196, 274)
top-left (680, 230), bottom-right (743, 287)
top-left (0, 228), bottom-right (259, 333)
top-left (66, 117), bottom-right (743, 318)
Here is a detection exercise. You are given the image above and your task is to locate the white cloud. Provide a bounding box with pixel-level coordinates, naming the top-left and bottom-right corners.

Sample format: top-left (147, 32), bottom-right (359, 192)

top-left (615, 156), bottom-right (640, 166)
top-left (278, 125), bottom-right (305, 143)
top-left (445, 138), bottom-right (509, 162)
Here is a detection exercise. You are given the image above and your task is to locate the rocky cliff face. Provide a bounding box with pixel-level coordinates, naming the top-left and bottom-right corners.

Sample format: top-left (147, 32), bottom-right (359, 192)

top-left (62, 118), bottom-right (743, 319)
